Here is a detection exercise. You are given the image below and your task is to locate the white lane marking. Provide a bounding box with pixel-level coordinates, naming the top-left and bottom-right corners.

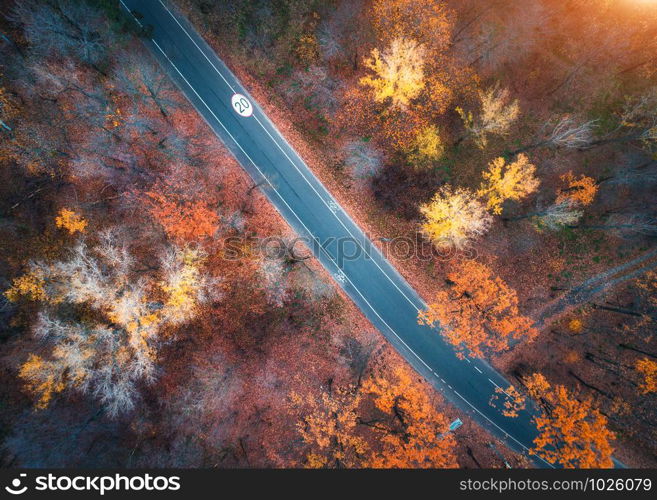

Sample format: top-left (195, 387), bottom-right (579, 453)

top-left (231, 93), bottom-right (253, 117)
top-left (465, 358), bottom-right (471, 363)
top-left (451, 389), bottom-right (554, 468)
top-left (156, 0), bottom-right (426, 315)
top-left (474, 366), bottom-right (483, 374)
top-left (253, 111), bottom-right (426, 312)
top-left (488, 378), bottom-right (501, 390)
top-left (145, 8), bottom-right (555, 469)
top-left (157, 0), bottom-right (237, 93)
top-left (488, 377), bottom-right (514, 402)
top-left (119, 0), bottom-right (143, 26)
top-left (159, 27), bottom-right (554, 468)
top-left (150, 39), bottom-right (439, 378)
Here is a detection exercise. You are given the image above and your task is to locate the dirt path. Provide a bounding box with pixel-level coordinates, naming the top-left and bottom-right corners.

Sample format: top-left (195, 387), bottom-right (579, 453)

top-left (534, 246), bottom-right (657, 328)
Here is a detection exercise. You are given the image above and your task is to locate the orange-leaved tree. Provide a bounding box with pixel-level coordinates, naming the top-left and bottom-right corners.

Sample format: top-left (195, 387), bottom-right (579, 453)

top-left (370, 0), bottom-right (452, 53)
top-left (635, 358), bottom-right (657, 394)
top-left (556, 172), bottom-right (598, 207)
top-left (489, 385), bottom-right (527, 418)
top-left (145, 176), bottom-right (220, 243)
top-left (419, 259), bottom-right (537, 358)
top-left (363, 365), bottom-right (458, 468)
top-left (525, 373), bottom-right (615, 468)
top-left (289, 386), bottom-right (368, 468)
top-left (290, 363), bottom-right (458, 468)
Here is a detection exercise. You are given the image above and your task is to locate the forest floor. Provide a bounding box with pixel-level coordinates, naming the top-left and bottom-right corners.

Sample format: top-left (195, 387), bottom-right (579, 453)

top-left (174, 0), bottom-right (657, 467)
top-left (160, 2), bottom-right (528, 468)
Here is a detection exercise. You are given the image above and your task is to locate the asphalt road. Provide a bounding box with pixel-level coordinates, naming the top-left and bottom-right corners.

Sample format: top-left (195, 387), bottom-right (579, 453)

top-left (121, 0), bottom-right (555, 468)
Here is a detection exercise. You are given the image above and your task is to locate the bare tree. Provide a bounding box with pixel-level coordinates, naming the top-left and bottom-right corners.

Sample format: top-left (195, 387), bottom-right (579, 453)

top-left (577, 214), bottom-right (657, 237)
top-left (587, 89), bottom-right (657, 151)
top-left (288, 65), bottom-right (339, 114)
top-left (511, 115), bottom-right (596, 155)
top-left (316, 0), bottom-right (365, 66)
top-left (548, 116), bottom-right (597, 149)
top-left (15, 232), bottom-right (218, 417)
top-left (510, 201), bottom-right (583, 231)
top-left (605, 164), bottom-right (657, 186)
top-left (457, 84), bottom-right (520, 148)
top-left (2, 105), bottom-right (71, 177)
top-left (339, 337), bottom-right (380, 387)
top-left (344, 140), bottom-right (383, 179)
top-left (259, 257), bottom-right (290, 308)
top-left (10, 0), bottom-right (110, 67)
top-left (116, 56), bottom-right (181, 118)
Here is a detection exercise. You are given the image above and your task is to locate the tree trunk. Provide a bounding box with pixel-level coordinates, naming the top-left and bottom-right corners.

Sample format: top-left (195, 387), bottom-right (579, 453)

top-left (507, 140), bottom-right (549, 157)
top-left (466, 447), bottom-right (482, 468)
top-left (618, 343), bottom-right (657, 359)
top-left (568, 370), bottom-right (613, 399)
top-left (592, 303), bottom-right (643, 318)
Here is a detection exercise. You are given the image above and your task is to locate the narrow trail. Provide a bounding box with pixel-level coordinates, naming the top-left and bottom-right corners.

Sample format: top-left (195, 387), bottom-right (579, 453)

top-left (534, 247), bottom-right (657, 328)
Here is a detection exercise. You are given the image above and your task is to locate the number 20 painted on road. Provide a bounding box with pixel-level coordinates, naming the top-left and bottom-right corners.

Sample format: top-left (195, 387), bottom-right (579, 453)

top-left (231, 93), bottom-right (253, 117)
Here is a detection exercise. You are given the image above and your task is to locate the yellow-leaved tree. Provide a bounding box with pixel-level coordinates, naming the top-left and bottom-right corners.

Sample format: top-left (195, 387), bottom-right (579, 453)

top-left (457, 85), bottom-right (520, 148)
top-left (477, 154), bottom-right (540, 214)
top-left (419, 186), bottom-right (492, 249)
top-left (360, 37), bottom-right (426, 110)
top-left (55, 208), bottom-right (88, 235)
top-left (5, 230), bottom-right (218, 416)
top-left (407, 125), bottom-right (445, 169)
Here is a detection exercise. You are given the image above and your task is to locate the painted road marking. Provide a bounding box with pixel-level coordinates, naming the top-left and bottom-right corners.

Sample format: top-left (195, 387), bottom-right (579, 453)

top-left (149, 33), bottom-right (554, 468)
top-left (231, 93), bottom-right (253, 117)
top-left (489, 378), bottom-right (502, 390)
top-left (136, 3), bottom-right (556, 467)
top-left (119, 0), bottom-right (143, 27)
top-left (475, 366), bottom-right (483, 374)
top-left (154, 0), bottom-right (426, 316)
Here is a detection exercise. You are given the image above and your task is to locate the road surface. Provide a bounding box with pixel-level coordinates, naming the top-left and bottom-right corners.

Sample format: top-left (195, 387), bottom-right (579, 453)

top-left (121, 0), bottom-right (555, 467)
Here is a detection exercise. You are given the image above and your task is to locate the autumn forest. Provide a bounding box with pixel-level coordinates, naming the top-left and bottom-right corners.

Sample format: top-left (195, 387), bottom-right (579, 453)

top-left (1, 0), bottom-right (657, 471)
